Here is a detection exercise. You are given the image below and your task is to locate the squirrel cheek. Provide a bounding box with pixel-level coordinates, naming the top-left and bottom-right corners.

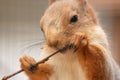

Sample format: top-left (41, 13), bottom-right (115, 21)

top-left (46, 27), bottom-right (59, 46)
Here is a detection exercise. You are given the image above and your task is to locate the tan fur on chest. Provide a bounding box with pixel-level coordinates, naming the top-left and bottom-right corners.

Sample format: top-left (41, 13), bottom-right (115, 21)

top-left (41, 50), bottom-right (86, 80)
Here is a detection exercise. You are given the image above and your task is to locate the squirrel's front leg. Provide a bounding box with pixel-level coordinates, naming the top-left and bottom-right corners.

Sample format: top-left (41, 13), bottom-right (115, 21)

top-left (70, 32), bottom-right (108, 80)
top-left (20, 55), bottom-right (53, 80)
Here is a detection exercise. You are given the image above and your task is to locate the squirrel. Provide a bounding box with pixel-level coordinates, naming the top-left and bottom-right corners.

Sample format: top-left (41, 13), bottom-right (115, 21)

top-left (20, 0), bottom-right (120, 80)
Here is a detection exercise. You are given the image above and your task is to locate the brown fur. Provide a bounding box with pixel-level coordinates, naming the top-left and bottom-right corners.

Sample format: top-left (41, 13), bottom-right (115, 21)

top-left (78, 45), bottom-right (108, 80)
top-left (20, 56), bottom-right (53, 80)
top-left (69, 32), bottom-right (108, 80)
top-left (49, 0), bottom-right (55, 5)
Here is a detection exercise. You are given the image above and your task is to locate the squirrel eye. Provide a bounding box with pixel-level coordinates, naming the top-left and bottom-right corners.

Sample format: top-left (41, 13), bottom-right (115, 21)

top-left (70, 15), bottom-right (78, 23)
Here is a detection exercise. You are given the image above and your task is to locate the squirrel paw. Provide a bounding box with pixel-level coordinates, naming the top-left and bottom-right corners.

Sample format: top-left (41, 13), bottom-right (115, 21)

top-left (20, 55), bottom-right (37, 73)
top-left (69, 32), bottom-right (88, 51)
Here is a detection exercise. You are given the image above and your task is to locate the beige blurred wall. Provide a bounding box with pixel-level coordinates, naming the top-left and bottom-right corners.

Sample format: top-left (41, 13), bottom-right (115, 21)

top-left (0, 1), bottom-right (49, 79)
top-left (0, 0), bottom-right (48, 22)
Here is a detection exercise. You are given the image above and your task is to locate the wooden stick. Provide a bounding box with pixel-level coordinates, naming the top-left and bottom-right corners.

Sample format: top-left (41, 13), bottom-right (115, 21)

top-left (1, 45), bottom-right (69, 80)
top-left (2, 70), bottom-right (24, 80)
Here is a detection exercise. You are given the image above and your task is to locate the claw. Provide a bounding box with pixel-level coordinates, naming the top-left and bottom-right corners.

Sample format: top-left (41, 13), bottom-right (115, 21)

top-left (29, 64), bottom-right (38, 73)
top-left (68, 32), bottom-right (88, 52)
top-left (69, 44), bottom-right (76, 49)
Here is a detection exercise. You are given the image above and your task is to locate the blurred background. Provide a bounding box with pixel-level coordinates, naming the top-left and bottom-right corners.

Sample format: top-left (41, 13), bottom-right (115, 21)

top-left (0, 0), bottom-right (120, 80)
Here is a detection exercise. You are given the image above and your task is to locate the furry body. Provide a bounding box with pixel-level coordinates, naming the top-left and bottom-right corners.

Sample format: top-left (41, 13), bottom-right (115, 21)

top-left (20, 0), bottom-right (120, 80)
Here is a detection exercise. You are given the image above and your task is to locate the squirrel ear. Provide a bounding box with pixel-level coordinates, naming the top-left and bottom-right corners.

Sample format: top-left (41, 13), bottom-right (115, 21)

top-left (49, 0), bottom-right (56, 5)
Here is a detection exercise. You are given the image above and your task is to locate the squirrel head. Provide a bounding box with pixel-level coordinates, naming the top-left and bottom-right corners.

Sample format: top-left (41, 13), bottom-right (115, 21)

top-left (40, 0), bottom-right (98, 49)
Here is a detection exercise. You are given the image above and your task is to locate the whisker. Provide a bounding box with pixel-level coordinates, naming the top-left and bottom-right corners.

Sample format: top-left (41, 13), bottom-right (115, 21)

top-left (18, 39), bottom-right (45, 54)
